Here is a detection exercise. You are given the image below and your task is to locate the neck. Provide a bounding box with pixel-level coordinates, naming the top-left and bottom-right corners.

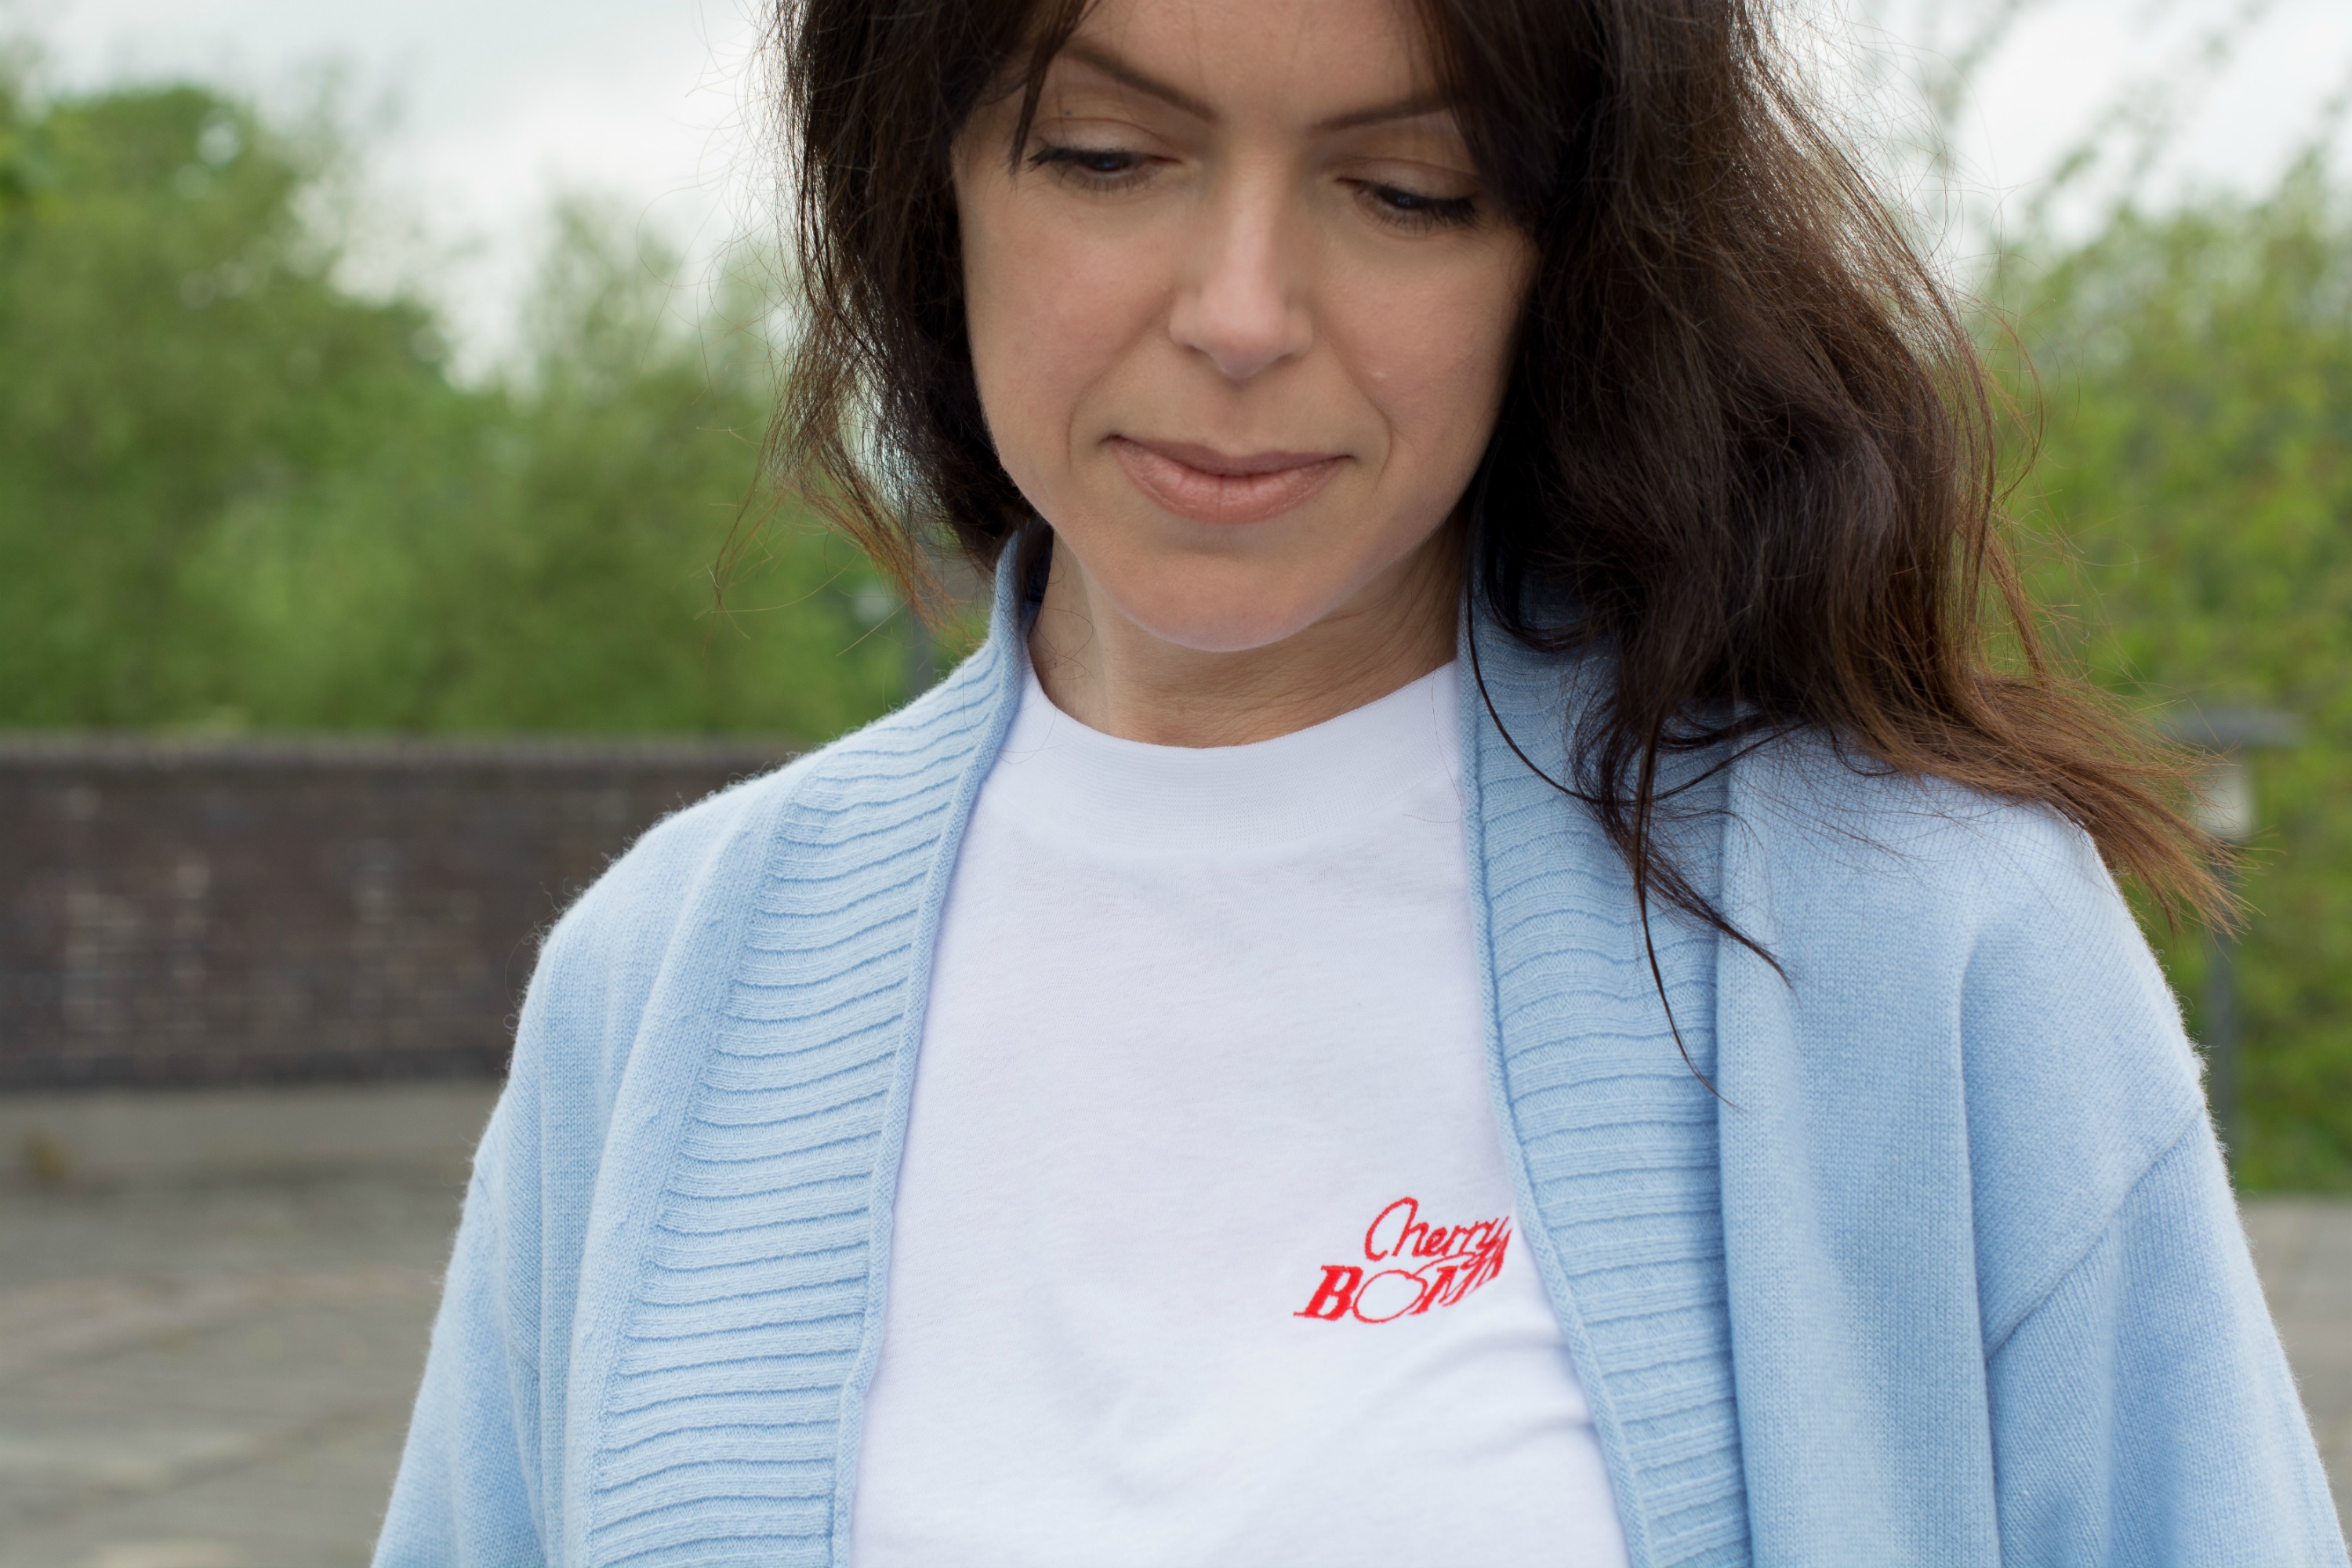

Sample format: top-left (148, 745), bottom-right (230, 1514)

top-left (1025, 533), bottom-right (1461, 748)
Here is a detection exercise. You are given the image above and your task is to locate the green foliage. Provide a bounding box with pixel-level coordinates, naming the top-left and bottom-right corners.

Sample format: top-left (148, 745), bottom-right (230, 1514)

top-left (0, 71), bottom-right (907, 740)
top-left (1989, 159), bottom-right (2352, 1189)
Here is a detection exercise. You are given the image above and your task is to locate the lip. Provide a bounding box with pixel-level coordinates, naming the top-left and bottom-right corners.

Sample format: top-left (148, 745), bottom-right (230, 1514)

top-left (1109, 437), bottom-right (1346, 525)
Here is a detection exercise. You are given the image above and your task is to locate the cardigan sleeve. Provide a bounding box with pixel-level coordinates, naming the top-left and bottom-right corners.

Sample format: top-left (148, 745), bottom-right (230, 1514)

top-left (373, 1160), bottom-right (547, 1565)
top-left (369, 764), bottom-right (793, 1568)
top-left (361, 750), bottom-right (822, 1568)
top-left (1987, 1114), bottom-right (2347, 1566)
top-left (373, 895), bottom-right (587, 1568)
top-left (372, 1067), bottom-right (550, 1568)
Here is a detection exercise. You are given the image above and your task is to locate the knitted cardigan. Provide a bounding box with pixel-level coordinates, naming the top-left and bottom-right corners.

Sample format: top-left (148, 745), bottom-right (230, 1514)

top-left (376, 560), bottom-right (2343, 1568)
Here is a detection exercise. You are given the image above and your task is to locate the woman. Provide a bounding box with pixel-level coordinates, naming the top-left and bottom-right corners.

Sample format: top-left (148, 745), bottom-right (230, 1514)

top-left (376, 0), bottom-right (2345, 1561)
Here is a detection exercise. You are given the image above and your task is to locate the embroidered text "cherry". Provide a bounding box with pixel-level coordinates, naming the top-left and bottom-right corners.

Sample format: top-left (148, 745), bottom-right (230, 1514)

top-left (1294, 1196), bottom-right (1512, 1325)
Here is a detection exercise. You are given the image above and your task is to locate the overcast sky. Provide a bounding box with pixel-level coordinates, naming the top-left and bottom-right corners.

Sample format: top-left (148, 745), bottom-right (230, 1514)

top-left (20, 0), bottom-right (2352, 363)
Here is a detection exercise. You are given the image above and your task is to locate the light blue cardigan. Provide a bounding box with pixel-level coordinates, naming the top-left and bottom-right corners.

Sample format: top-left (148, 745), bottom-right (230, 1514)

top-left (378, 560), bottom-right (2343, 1568)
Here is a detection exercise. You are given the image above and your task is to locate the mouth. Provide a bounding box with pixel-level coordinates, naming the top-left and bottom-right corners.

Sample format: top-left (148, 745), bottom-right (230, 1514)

top-left (1109, 437), bottom-right (1346, 526)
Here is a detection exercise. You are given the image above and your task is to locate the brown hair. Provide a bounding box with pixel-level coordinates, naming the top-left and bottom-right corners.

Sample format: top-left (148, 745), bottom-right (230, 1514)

top-left (761, 0), bottom-right (2222, 950)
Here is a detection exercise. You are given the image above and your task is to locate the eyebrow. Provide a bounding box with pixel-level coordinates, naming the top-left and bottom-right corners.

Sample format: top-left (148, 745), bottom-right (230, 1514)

top-left (1055, 42), bottom-right (1454, 134)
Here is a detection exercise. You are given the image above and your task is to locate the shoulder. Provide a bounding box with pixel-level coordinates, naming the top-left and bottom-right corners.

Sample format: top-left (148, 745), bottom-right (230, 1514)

top-left (1722, 727), bottom-right (2195, 1086)
top-left (1722, 732), bottom-right (2209, 1336)
top-left (545, 667), bottom-right (1005, 1007)
top-left (506, 749), bottom-right (816, 1139)
top-left (538, 752), bottom-right (805, 988)
top-left (1725, 731), bottom-right (2121, 941)
top-left (521, 659), bottom-right (1008, 1093)
top-left (1727, 733), bottom-right (2197, 1108)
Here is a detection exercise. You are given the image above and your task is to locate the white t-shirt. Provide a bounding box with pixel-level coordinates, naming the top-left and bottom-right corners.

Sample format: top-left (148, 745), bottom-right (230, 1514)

top-left (850, 662), bottom-right (1628, 1568)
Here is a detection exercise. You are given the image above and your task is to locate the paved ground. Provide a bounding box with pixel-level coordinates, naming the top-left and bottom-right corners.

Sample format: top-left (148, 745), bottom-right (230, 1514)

top-left (2249, 1199), bottom-right (2352, 1523)
top-left (2, 1176), bottom-right (2345, 1566)
top-left (0, 1177), bottom-right (457, 1568)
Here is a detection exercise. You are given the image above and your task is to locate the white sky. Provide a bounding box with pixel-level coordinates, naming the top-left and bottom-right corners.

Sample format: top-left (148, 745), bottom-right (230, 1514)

top-left (18, 0), bottom-right (2352, 365)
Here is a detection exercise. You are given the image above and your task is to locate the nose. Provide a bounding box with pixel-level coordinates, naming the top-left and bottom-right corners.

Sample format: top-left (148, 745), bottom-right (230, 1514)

top-left (1167, 175), bottom-right (1313, 381)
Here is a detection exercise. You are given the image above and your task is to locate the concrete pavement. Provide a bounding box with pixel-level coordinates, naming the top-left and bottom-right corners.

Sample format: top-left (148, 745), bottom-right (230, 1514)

top-left (0, 1176), bottom-right (456, 1568)
top-left (2247, 1198), bottom-right (2352, 1523)
top-left (2, 1170), bottom-right (2345, 1566)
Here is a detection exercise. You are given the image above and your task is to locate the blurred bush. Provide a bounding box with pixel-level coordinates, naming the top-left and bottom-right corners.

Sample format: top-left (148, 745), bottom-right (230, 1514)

top-left (0, 66), bottom-right (907, 739)
top-left (1988, 158), bottom-right (2352, 1189)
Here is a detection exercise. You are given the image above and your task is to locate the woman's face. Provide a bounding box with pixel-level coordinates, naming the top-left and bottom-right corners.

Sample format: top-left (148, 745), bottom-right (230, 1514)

top-left (953, 0), bottom-right (1532, 658)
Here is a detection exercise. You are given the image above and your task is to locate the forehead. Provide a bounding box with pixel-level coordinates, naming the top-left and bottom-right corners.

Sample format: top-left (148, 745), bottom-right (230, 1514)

top-left (1047, 0), bottom-right (1442, 122)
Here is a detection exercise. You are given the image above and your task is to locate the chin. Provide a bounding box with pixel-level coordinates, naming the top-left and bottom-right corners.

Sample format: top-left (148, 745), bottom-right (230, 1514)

top-left (1096, 562), bottom-right (1344, 655)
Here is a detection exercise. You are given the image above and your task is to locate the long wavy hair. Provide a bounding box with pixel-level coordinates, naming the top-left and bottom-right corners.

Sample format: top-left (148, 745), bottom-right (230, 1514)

top-left (759, 0), bottom-right (2222, 955)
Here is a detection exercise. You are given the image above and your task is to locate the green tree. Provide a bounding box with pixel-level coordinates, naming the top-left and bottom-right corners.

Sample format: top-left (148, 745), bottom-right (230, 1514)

top-left (0, 67), bottom-right (907, 739)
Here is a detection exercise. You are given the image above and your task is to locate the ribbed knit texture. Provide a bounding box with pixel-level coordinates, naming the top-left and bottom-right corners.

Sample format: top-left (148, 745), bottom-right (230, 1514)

top-left (1461, 623), bottom-right (1747, 1568)
top-left (376, 556), bottom-right (2346, 1568)
top-left (583, 625), bottom-right (1018, 1567)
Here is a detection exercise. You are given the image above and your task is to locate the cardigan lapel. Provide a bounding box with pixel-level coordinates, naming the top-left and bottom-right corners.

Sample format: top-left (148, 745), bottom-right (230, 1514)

top-left (576, 562), bottom-right (1025, 1567)
top-left (1457, 612), bottom-right (1751, 1568)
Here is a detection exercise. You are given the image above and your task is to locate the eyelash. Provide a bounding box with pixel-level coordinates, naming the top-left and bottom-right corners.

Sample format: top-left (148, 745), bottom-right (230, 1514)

top-left (1025, 142), bottom-right (1483, 233)
top-left (1029, 143), bottom-right (1156, 192)
top-left (1356, 183), bottom-right (1481, 233)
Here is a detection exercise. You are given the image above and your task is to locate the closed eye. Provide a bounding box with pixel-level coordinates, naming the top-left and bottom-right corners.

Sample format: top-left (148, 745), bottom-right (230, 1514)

top-left (1029, 143), bottom-right (1157, 191)
top-left (1350, 180), bottom-right (1481, 232)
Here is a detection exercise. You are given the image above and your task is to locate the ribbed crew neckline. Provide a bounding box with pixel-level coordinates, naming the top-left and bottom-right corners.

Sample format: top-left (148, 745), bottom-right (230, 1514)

top-left (986, 662), bottom-right (1461, 852)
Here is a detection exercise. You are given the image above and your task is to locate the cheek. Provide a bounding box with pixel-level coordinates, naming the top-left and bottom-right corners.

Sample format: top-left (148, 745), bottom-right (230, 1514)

top-left (964, 199), bottom-right (1164, 494)
top-left (1339, 253), bottom-right (1525, 476)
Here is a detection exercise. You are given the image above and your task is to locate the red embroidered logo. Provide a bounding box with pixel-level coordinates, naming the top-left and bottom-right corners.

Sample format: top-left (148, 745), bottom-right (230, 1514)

top-left (1293, 1196), bottom-right (1512, 1324)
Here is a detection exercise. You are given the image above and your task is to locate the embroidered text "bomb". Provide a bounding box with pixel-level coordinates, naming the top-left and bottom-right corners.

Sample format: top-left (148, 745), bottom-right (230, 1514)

top-left (1294, 1196), bottom-right (1512, 1325)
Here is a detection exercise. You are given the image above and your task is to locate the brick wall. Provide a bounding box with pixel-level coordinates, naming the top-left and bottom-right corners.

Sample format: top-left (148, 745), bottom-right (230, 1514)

top-left (0, 735), bottom-right (796, 1088)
